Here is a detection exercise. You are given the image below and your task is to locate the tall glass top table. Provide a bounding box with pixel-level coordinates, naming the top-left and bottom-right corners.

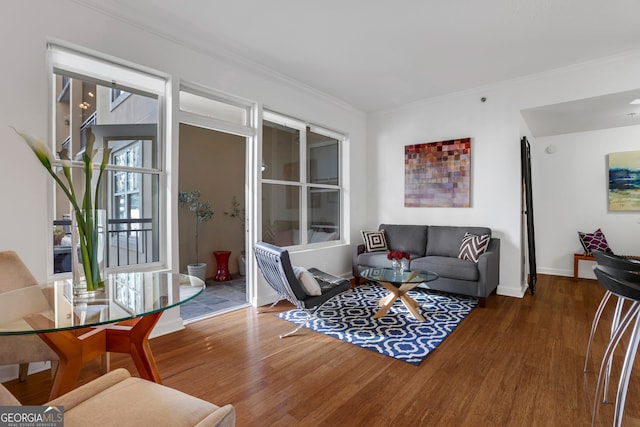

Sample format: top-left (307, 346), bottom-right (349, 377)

top-left (0, 272), bottom-right (204, 399)
top-left (360, 268), bottom-right (439, 321)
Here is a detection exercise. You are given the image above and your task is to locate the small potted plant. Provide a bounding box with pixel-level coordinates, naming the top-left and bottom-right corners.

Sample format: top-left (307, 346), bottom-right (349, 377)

top-left (53, 226), bottom-right (66, 246)
top-left (179, 190), bottom-right (214, 281)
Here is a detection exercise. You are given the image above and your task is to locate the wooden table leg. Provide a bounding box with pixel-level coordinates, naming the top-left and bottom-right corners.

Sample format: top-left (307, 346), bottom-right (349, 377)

top-left (104, 312), bottom-right (163, 383)
top-left (399, 295), bottom-right (425, 321)
top-left (378, 292), bottom-right (396, 307)
top-left (27, 311), bottom-right (164, 399)
top-left (374, 281), bottom-right (425, 321)
top-left (397, 283), bottom-right (425, 320)
top-left (374, 282), bottom-right (400, 318)
top-left (574, 253), bottom-right (596, 280)
top-left (37, 327), bottom-right (107, 400)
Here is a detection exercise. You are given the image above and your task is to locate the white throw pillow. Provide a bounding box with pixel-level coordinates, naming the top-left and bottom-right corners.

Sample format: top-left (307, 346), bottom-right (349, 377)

top-left (292, 266), bottom-right (322, 296)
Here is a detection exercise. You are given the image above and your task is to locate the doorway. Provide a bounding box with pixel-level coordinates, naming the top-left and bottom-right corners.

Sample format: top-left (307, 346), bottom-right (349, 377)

top-left (178, 123), bottom-right (249, 322)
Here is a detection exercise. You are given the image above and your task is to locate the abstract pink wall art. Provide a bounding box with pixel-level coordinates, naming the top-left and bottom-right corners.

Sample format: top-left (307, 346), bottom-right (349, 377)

top-left (404, 138), bottom-right (471, 208)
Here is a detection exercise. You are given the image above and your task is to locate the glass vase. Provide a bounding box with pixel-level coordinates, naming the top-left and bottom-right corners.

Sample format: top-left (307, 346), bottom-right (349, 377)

top-left (391, 259), bottom-right (403, 275)
top-left (71, 209), bottom-right (106, 296)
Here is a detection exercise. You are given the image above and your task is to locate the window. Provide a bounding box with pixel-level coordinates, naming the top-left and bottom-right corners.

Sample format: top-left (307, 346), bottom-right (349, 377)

top-left (112, 141), bottom-right (142, 247)
top-left (49, 44), bottom-right (166, 274)
top-left (261, 111), bottom-right (343, 248)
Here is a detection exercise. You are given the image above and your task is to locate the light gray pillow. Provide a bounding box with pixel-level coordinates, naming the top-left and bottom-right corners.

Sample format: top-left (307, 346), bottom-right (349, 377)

top-left (292, 266), bottom-right (322, 296)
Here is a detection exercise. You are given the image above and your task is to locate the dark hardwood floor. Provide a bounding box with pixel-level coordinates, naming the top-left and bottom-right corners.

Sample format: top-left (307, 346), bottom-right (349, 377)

top-left (5, 274), bottom-right (640, 426)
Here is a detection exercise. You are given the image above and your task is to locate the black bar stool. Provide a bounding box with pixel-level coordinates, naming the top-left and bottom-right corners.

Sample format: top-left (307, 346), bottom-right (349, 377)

top-left (585, 251), bottom-right (640, 402)
top-left (592, 265), bottom-right (640, 427)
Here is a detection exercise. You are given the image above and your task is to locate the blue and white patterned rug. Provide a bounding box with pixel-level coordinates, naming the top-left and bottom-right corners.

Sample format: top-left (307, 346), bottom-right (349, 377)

top-left (276, 283), bottom-right (477, 365)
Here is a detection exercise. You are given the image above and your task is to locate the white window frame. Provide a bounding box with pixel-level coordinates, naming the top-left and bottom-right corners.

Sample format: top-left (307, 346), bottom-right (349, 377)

top-left (178, 81), bottom-right (258, 305)
top-left (262, 110), bottom-right (345, 249)
top-left (46, 42), bottom-right (169, 278)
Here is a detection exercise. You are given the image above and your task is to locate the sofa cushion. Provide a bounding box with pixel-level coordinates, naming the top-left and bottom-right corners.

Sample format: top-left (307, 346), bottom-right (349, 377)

top-left (458, 232), bottom-right (491, 262)
top-left (411, 256), bottom-right (480, 281)
top-left (361, 230), bottom-right (388, 252)
top-left (357, 251), bottom-right (395, 269)
top-left (426, 226), bottom-right (491, 257)
top-left (379, 224), bottom-right (428, 256)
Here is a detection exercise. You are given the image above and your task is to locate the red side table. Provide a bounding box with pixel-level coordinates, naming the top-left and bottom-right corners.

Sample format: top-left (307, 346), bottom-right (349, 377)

top-left (213, 251), bottom-right (232, 282)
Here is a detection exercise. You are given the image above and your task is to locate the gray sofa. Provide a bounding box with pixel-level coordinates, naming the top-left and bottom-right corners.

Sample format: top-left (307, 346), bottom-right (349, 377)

top-left (353, 224), bottom-right (500, 307)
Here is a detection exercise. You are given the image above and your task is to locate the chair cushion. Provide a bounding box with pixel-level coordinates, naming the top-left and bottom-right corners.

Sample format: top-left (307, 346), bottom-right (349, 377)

top-left (0, 251), bottom-right (38, 293)
top-left (292, 266), bottom-right (322, 296)
top-left (458, 232), bottom-right (491, 262)
top-left (361, 230), bottom-right (388, 252)
top-left (578, 228), bottom-right (613, 255)
top-left (304, 268), bottom-right (351, 309)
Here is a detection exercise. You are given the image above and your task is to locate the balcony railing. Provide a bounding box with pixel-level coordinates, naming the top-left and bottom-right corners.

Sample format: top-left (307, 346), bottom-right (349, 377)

top-left (108, 218), bottom-right (154, 266)
top-left (53, 218), bottom-right (156, 273)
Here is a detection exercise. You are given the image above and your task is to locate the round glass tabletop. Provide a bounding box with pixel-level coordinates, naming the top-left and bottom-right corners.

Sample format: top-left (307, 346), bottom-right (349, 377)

top-left (360, 267), bottom-right (439, 285)
top-left (0, 272), bottom-right (205, 335)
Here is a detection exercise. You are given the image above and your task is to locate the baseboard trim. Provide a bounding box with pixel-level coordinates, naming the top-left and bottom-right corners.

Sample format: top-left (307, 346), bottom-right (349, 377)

top-left (497, 283), bottom-right (527, 298)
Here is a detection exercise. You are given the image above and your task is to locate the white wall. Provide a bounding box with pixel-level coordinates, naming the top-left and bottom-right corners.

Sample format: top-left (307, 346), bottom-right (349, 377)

top-left (368, 51), bottom-right (640, 298)
top-left (530, 125), bottom-right (640, 279)
top-left (369, 89), bottom-right (525, 297)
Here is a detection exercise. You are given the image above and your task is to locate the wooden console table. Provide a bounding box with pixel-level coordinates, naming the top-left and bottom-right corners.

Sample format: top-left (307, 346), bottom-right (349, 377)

top-left (574, 253), bottom-right (595, 280)
top-left (573, 253), bottom-right (640, 280)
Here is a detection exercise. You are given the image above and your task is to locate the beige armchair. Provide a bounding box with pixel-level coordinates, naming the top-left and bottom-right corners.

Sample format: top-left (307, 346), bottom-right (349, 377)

top-left (0, 251), bottom-right (59, 381)
top-left (0, 368), bottom-right (236, 426)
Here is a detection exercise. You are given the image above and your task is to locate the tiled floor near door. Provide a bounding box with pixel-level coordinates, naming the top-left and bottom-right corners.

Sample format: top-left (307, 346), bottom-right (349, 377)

top-left (180, 276), bottom-right (247, 322)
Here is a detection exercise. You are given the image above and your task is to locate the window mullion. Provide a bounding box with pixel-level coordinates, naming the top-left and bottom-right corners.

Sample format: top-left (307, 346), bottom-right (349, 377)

top-left (300, 127), bottom-right (308, 245)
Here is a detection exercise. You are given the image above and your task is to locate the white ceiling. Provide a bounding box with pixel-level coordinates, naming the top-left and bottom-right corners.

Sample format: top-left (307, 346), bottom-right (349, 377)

top-left (75, 0), bottom-right (640, 119)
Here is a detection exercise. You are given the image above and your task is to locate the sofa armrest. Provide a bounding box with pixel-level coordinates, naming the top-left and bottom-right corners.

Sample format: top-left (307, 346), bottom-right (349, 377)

top-left (476, 238), bottom-right (500, 298)
top-left (195, 404), bottom-right (236, 427)
top-left (48, 368), bottom-right (236, 427)
top-left (352, 244), bottom-right (366, 278)
top-left (0, 384), bottom-right (21, 406)
top-left (47, 368), bottom-right (132, 410)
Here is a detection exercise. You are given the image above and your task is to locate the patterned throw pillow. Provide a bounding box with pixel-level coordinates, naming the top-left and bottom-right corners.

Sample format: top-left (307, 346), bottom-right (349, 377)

top-left (578, 228), bottom-right (613, 255)
top-left (361, 230), bottom-right (388, 252)
top-left (458, 232), bottom-right (491, 262)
